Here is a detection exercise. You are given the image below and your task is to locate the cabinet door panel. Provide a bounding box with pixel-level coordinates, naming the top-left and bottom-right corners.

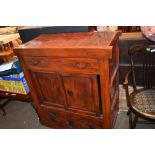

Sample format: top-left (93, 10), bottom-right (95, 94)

top-left (63, 75), bottom-right (100, 114)
top-left (32, 72), bottom-right (66, 108)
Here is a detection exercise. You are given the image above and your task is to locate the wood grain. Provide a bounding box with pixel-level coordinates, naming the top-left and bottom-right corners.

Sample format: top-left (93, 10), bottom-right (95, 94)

top-left (14, 31), bottom-right (121, 129)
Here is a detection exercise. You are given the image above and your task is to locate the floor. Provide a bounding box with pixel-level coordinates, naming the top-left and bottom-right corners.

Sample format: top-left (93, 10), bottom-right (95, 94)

top-left (0, 85), bottom-right (155, 129)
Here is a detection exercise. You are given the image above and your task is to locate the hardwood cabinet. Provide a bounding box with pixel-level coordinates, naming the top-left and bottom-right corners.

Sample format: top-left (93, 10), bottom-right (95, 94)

top-left (14, 31), bottom-right (121, 128)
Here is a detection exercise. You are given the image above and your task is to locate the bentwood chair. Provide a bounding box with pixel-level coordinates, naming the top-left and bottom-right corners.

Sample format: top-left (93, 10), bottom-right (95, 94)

top-left (124, 44), bottom-right (155, 128)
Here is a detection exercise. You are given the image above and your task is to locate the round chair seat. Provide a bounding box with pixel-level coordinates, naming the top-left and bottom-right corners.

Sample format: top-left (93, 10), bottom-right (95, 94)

top-left (130, 89), bottom-right (155, 119)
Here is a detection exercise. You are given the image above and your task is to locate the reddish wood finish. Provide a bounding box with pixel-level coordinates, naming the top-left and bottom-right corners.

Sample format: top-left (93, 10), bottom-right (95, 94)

top-left (62, 75), bottom-right (100, 115)
top-left (31, 72), bottom-right (67, 108)
top-left (39, 106), bottom-right (68, 128)
top-left (14, 31), bottom-right (120, 129)
top-left (23, 57), bottom-right (99, 74)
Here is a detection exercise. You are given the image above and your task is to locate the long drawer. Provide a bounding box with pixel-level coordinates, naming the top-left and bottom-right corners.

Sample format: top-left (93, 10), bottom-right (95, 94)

top-left (23, 56), bottom-right (99, 74)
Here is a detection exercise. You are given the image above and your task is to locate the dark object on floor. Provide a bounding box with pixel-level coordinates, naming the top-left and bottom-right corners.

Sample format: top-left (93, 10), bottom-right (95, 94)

top-left (124, 44), bottom-right (155, 129)
top-left (0, 98), bottom-right (11, 115)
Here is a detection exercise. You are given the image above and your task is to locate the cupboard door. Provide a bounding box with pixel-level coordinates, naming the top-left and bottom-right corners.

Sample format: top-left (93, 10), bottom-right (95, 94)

top-left (63, 75), bottom-right (100, 115)
top-left (31, 71), bottom-right (66, 108)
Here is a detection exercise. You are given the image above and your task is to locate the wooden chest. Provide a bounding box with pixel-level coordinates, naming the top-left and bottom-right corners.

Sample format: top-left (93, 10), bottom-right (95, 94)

top-left (14, 31), bottom-right (120, 128)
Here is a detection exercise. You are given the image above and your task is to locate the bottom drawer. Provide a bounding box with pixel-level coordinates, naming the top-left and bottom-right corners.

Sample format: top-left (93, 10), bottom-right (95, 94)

top-left (67, 113), bottom-right (103, 129)
top-left (38, 106), bottom-right (103, 129)
top-left (39, 106), bottom-right (68, 129)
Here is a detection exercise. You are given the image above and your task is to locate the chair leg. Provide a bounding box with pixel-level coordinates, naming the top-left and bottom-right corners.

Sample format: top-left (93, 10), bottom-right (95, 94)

top-left (132, 114), bottom-right (138, 129)
top-left (129, 110), bottom-right (133, 129)
top-left (129, 111), bottom-right (138, 129)
top-left (127, 110), bottom-right (130, 115)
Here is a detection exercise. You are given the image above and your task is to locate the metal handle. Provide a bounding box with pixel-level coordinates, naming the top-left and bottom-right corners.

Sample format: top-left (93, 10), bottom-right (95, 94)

top-left (74, 62), bottom-right (91, 69)
top-left (30, 59), bottom-right (40, 65)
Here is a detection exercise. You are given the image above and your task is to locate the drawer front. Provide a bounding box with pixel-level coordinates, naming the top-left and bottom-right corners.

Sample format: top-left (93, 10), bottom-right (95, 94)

top-left (23, 56), bottom-right (99, 74)
top-left (39, 106), bottom-right (68, 128)
top-left (67, 113), bottom-right (103, 129)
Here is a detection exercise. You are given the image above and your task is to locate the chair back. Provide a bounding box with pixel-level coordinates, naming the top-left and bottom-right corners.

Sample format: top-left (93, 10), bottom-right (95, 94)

top-left (128, 45), bottom-right (155, 89)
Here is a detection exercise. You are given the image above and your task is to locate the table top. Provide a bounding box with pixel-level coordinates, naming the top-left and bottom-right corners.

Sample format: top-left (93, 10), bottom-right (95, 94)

top-left (0, 50), bottom-right (13, 56)
top-left (0, 33), bottom-right (20, 44)
top-left (17, 31), bottom-right (120, 49)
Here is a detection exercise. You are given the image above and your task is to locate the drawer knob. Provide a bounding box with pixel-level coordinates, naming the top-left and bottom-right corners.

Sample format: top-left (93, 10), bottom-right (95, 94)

top-left (67, 90), bottom-right (73, 96)
top-left (74, 62), bottom-right (91, 69)
top-left (50, 113), bottom-right (57, 123)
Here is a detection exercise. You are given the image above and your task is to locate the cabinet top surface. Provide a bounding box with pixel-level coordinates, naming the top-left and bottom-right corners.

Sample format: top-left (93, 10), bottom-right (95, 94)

top-left (17, 31), bottom-right (120, 49)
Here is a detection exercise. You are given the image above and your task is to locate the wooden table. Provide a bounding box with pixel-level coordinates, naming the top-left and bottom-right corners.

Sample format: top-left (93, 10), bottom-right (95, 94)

top-left (0, 33), bottom-right (20, 62)
top-left (0, 33), bottom-right (20, 44)
top-left (0, 33), bottom-right (31, 115)
top-left (0, 92), bottom-right (32, 115)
